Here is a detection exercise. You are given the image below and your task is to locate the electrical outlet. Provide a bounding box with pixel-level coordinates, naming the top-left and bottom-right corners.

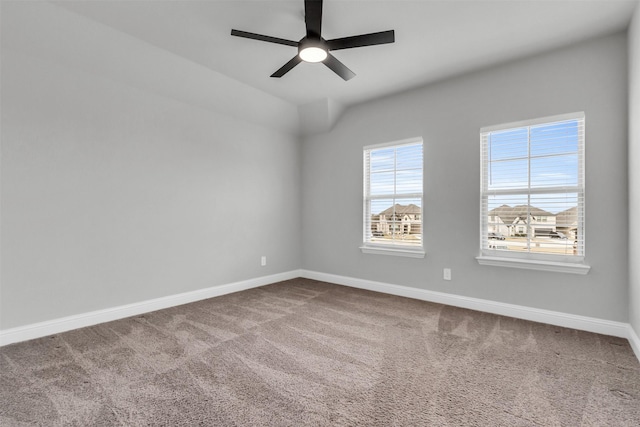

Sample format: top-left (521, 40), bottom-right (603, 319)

top-left (261, 256), bottom-right (267, 267)
top-left (443, 268), bottom-right (452, 281)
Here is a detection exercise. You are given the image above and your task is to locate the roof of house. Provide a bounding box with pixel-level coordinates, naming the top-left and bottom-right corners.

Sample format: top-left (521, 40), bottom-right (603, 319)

top-left (379, 204), bottom-right (421, 217)
top-left (488, 205), bottom-right (554, 225)
top-left (555, 206), bottom-right (578, 227)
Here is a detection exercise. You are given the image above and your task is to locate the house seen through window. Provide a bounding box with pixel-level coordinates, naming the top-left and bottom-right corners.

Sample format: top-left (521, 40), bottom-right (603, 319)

top-left (480, 112), bottom-right (585, 265)
top-left (362, 138), bottom-right (424, 257)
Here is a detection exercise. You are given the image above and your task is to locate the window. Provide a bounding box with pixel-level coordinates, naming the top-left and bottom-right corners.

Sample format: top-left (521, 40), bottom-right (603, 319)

top-left (362, 138), bottom-right (424, 258)
top-left (478, 112), bottom-right (589, 274)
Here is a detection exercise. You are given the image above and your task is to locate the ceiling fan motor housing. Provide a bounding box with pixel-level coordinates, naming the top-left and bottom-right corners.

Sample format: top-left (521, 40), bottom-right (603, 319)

top-left (298, 37), bottom-right (328, 62)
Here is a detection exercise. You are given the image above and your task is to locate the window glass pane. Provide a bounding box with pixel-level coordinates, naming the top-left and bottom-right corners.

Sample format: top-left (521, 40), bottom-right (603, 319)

top-left (396, 144), bottom-right (423, 170)
top-left (368, 198), bottom-right (394, 243)
top-left (368, 198), bottom-right (422, 246)
top-left (530, 121), bottom-right (579, 156)
top-left (370, 171), bottom-right (395, 196)
top-left (488, 159), bottom-right (528, 190)
top-left (396, 169), bottom-right (422, 194)
top-left (486, 197), bottom-right (530, 243)
top-left (485, 193), bottom-right (581, 253)
top-left (530, 154), bottom-right (578, 188)
top-left (397, 198), bottom-right (422, 246)
top-left (489, 128), bottom-right (528, 161)
top-left (370, 148), bottom-right (395, 172)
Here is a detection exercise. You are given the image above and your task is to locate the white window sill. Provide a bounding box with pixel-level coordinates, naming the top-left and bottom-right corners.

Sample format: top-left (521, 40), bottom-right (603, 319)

top-left (360, 245), bottom-right (425, 258)
top-left (476, 256), bottom-right (590, 275)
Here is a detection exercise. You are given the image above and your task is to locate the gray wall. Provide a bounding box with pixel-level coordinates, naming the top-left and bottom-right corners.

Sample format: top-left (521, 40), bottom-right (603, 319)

top-left (1, 3), bottom-right (635, 334)
top-left (0, 48), bottom-right (301, 330)
top-left (630, 4), bottom-right (640, 336)
top-left (302, 33), bottom-right (629, 322)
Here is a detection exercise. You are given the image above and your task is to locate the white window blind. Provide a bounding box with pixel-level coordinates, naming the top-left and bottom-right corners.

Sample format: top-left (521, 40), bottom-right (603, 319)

top-left (363, 138), bottom-right (423, 254)
top-left (480, 112), bottom-right (585, 264)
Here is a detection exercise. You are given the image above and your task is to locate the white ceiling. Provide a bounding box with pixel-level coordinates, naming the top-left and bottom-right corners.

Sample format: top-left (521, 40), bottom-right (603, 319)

top-left (4, 0), bottom-right (638, 134)
top-left (52, 0), bottom-right (638, 106)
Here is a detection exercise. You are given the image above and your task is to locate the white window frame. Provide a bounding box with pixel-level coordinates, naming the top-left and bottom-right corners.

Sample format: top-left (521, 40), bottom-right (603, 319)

top-left (361, 137), bottom-right (425, 258)
top-left (477, 112), bottom-right (590, 274)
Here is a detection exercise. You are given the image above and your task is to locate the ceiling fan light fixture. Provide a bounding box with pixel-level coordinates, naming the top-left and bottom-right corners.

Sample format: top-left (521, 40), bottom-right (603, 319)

top-left (299, 46), bottom-right (327, 62)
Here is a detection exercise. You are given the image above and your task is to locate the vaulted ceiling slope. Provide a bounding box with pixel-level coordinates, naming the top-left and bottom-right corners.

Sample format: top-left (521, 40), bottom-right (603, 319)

top-left (3, 1), bottom-right (638, 135)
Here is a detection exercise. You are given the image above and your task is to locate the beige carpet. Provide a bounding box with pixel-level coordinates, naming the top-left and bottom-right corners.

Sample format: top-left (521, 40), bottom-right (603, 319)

top-left (1, 278), bottom-right (639, 426)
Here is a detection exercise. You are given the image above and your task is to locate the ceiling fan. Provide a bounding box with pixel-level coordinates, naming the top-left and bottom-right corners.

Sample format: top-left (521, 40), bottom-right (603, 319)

top-left (231, 0), bottom-right (395, 81)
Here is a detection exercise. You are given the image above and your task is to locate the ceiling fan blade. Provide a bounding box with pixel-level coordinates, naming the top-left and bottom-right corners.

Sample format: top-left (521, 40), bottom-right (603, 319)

top-left (304, 0), bottom-right (323, 38)
top-left (271, 56), bottom-right (303, 78)
top-left (231, 29), bottom-right (298, 47)
top-left (323, 54), bottom-right (355, 81)
top-left (327, 30), bottom-right (395, 51)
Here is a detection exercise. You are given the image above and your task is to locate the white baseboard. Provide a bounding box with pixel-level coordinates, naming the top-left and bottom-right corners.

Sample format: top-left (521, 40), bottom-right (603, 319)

top-left (629, 325), bottom-right (640, 363)
top-left (300, 270), bottom-right (631, 339)
top-left (0, 270), bottom-right (302, 347)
